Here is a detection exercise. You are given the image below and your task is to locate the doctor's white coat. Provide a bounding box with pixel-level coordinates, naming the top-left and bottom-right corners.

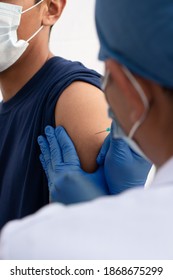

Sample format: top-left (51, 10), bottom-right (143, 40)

top-left (0, 157), bottom-right (173, 259)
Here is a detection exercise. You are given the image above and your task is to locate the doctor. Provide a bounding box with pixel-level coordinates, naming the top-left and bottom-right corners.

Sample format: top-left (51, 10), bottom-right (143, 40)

top-left (1, 0), bottom-right (173, 259)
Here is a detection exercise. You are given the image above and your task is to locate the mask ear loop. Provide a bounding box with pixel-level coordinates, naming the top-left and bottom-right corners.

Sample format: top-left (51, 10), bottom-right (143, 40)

top-left (26, 26), bottom-right (44, 42)
top-left (122, 66), bottom-right (149, 139)
top-left (21, 0), bottom-right (44, 42)
top-left (21, 0), bottom-right (44, 14)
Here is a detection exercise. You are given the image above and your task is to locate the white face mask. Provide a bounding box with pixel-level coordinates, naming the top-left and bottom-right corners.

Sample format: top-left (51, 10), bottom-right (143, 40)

top-left (0, 0), bottom-right (44, 72)
top-left (103, 66), bottom-right (149, 159)
top-left (108, 107), bottom-right (149, 159)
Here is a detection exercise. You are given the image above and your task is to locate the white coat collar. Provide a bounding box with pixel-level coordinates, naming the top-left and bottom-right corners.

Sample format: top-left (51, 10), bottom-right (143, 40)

top-left (150, 156), bottom-right (173, 188)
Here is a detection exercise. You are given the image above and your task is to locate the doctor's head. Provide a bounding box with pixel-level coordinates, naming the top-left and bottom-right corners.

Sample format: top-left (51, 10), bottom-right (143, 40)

top-left (95, 0), bottom-right (173, 167)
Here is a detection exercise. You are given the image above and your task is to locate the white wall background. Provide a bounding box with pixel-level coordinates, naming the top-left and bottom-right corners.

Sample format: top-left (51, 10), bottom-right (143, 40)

top-left (50, 0), bottom-right (103, 73)
top-left (0, 0), bottom-right (102, 101)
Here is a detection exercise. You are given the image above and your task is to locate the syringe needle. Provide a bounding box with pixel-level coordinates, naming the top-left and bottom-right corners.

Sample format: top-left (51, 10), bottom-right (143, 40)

top-left (95, 127), bottom-right (111, 134)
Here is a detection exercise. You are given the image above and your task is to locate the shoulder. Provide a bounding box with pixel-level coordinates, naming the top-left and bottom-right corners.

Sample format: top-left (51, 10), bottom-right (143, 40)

top-left (1, 188), bottom-right (173, 259)
top-left (55, 80), bottom-right (110, 172)
top-left (46, 56), bottom-right (102, 88)
top-left (50, 56), bottom-right (101, 74)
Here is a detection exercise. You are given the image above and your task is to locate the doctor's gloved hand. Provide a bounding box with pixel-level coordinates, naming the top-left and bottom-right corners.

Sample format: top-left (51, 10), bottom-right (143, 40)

top-left (37, 126), bottom-right (109, 204)
top-left (97, 127), bottom-right (152, 194)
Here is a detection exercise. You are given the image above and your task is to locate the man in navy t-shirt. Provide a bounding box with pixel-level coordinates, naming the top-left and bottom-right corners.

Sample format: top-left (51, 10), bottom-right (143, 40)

top-left (0, 0), bottom-right (111, 228)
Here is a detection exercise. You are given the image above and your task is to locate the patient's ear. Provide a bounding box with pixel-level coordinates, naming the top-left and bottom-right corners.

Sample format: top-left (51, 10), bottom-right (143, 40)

top-left (42, 0), bottom-right (66, 27)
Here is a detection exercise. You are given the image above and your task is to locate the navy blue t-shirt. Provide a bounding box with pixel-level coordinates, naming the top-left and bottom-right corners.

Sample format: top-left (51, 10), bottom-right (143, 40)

top-left (0, 56), bottom-right (101, 229)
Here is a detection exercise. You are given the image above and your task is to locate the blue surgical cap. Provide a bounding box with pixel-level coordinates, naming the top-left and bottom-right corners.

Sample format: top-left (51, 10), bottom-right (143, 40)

top-left (95, 0), bottom-right (173, 88)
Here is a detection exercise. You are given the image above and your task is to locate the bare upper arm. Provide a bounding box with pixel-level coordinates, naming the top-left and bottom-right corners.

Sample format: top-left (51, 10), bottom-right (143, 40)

top-left (55, 81), bottom-right (111, 173)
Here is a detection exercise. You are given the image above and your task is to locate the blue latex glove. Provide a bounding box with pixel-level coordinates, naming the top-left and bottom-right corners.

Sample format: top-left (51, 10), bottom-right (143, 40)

top-left (38, 126), bottom-right (109, 204)
top-left (97, 126), bottom-right (152, 194)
